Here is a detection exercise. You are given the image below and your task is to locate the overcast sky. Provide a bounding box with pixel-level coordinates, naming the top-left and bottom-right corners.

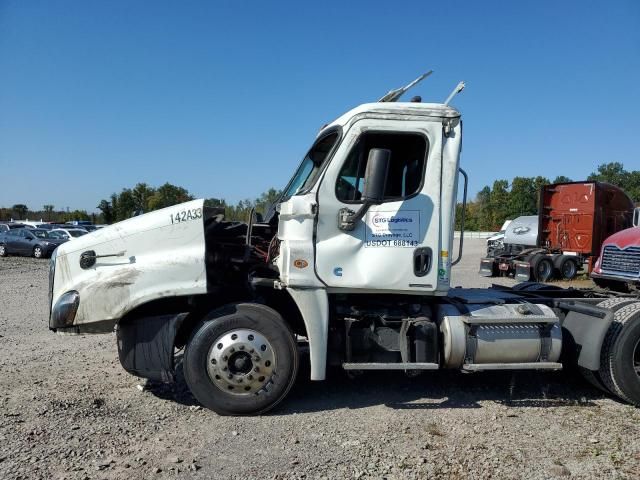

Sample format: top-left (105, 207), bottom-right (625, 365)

top-left (1, 1), bottom-right (639, 212)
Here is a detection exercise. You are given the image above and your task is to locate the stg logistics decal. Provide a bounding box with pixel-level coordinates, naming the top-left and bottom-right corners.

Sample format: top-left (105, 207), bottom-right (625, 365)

top-left (365, 211), bottom-right (420, 247)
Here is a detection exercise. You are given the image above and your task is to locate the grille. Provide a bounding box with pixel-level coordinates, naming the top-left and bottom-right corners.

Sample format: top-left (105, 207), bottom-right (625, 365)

top-left (601, 245), bottom-right (640, 277)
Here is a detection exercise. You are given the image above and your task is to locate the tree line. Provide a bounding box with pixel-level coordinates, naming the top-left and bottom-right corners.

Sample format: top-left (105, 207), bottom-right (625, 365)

top-left (0, 183), bottom-right (282, 224)
top-left (2, 162), bottom-right (637, 229)
top-left (456, 162), bottom-right (640, 231)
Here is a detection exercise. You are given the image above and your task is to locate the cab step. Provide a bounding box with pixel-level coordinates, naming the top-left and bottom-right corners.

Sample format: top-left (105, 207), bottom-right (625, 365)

top-left (462, 362), bottom-right (563, 371)
top-left (342, 362), bottom-right (439, 370)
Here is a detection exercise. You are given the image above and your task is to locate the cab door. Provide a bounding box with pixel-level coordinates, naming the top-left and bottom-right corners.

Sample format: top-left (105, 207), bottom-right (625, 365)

top-left (314, 118), bottom-right (443, 293)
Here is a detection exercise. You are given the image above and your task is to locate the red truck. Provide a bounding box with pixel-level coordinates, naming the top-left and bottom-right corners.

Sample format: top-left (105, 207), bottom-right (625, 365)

top-left (591, 207), bottom-right (640, 292)
top-left (480, 182), bottom-right (634, 282)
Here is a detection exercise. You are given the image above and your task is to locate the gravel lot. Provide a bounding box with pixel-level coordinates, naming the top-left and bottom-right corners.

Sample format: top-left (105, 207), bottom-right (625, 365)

top-left (0, 239), bottom-right (638, 480)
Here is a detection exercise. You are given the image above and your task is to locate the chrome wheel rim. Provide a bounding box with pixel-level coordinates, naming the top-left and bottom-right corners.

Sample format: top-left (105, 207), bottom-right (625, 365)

top-left (0, 245), bottom-right (4, 255)
top-left (207, 329), bottom-right (276, 396)
top-left (34, 247), bottom-right (42, 258)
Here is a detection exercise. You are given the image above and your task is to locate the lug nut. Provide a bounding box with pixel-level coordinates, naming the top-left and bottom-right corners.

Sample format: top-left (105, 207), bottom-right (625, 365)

top-left (239, 345), bottom-right (245, 350)
top-left (210, 359), bottom-right (217, 365)
top-left (227, 374), bottom-right (233, 380)
top-left (223, 355), bottom-right (228, 361)
top-left (229, 347), bottom-right (235, 353)
top-left (222, 366), bottom-right (228, 372)
top-left (248, 374), bottom-right (253, 380)
top-left (254, 367), bottom-right (260, 372)
top-left (253, 356), bottom-right (260, 362)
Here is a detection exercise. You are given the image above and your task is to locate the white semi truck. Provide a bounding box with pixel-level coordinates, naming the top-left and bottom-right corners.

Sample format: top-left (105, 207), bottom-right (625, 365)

top-left (49, 75), bottom-right (640, 415)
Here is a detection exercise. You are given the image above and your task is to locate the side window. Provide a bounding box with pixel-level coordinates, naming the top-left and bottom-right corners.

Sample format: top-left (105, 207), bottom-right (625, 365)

top-left (336, 132), bottom-right (428, 202)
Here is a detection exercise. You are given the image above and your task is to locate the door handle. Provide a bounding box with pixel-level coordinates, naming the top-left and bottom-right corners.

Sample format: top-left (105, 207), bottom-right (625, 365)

top-left (413, 247), bottom-right (432, 277)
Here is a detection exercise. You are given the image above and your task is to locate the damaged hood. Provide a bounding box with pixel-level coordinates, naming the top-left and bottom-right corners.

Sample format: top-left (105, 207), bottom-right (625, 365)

top-left (51, 199), bottom-right (209, 329)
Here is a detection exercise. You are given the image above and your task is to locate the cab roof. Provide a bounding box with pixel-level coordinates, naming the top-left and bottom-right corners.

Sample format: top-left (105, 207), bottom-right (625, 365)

top-left (326, 102), bottom-right (461, 133)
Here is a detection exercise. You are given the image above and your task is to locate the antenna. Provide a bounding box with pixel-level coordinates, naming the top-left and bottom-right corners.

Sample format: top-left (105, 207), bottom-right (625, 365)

top-left (378, 71), bottom-right (433, 103)
top-left (444, 81), bottom-right (465, 106)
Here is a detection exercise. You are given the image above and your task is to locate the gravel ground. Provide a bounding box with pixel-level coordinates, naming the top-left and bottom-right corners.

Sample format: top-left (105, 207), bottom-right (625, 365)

top-left (0, 239), bottom-right (638, 480)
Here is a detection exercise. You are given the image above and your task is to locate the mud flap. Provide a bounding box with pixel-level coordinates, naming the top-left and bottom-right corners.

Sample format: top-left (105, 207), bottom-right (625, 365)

top-left (116, 313), bottom-right (188, 383)
top-left (479, 258), bottom-right (496, 277)
top-left (515, 262), bottom-right (532, 282)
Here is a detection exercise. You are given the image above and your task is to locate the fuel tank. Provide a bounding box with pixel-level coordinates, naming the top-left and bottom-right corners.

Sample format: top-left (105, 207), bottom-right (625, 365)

top-left (437, 302), bottom-right (562, 368)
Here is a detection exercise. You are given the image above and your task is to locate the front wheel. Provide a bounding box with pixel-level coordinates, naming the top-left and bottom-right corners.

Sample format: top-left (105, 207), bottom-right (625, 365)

top-left (184, 303), bottom-right (299, 415)
top-left (0, 244), bottom-right (7, 257)
top-left (33, 246), bottom-right (43, 258)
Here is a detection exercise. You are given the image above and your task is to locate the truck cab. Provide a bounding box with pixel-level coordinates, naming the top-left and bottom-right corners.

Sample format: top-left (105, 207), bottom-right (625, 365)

top-left (48, 77), bottom-right (640, 415)
top-left (591, 207), bottom-right (640, 291)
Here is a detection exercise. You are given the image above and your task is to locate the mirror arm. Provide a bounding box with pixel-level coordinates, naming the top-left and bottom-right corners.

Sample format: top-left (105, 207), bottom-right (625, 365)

top-left (338, 201), bottom-right (373, 231)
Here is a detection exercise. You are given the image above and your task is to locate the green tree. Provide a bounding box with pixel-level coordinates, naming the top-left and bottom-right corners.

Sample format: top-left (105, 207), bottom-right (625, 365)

top-left (97, 200), bottom-right (114, 224)
top-left (588, 162), bottom-right (640, 202)
top-left (204, 198), bottom-right (227, 209)
top-left (116, 189), bottom-right (136, 221)
top-left (553, 175), bottom-right (572, 184)
top-left (132, 183), bottom-right (155, 213)
top-left (254, 188), bottom-right (281, 216)
top-left (43, 204), bottom-right (55, 221)
top-left (147, 183), bottom-right (194, 211)
top-left (508, 177), bottom-right (538, 217)
top-left (475, 186), bottom-right (492, 230)
top-left (12, 204), bottom-right (28, 220)
top-left (489, 180), bottom-right (510, 230)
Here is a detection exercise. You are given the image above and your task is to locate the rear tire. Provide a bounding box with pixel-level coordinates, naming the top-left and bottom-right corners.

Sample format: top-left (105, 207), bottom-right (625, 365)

top-left (184, 303), bottom-right (298, 416)
top-left (559, 257), bottom-right (578, 280)
top-left (533, 256), bottom-right (554, 282)
top-left (598, 302), bottom-right (640, 406)
top-left (580, 298), bottom-right (637, 393)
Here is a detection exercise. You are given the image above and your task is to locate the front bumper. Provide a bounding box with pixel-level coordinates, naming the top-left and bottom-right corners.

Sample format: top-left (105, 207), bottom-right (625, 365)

top-left (591, 270), bottom-right (640, 285)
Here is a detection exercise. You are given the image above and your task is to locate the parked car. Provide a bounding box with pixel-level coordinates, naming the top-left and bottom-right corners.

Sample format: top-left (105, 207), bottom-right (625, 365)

top-left (49, 228), bottom-right (89, 240)
top-left (0, 222), bottom-right (28, 233)
top-left (0, 228), bottom-right (67, 258)
top-left (35, 223), bottom-right (62, 231)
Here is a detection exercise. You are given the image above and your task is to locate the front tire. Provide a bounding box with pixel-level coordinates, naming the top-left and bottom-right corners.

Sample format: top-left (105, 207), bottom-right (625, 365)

top-left (33, 246), bottom-right (43, 258)
top-left (0, 244), bottom-right (6, 257)
top-left (184, 303), bottom-right (299, 415)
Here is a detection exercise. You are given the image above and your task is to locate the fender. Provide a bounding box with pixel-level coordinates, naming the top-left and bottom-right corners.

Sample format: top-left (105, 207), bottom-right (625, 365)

top-left (116, 312), bottom-right (189, 383)
top-left (559, 302), bottom-right (613, 370)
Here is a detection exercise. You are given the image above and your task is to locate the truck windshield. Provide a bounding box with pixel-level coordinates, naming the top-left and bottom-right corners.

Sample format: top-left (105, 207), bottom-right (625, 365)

top-left (282, 131), bottom-right (339, 198)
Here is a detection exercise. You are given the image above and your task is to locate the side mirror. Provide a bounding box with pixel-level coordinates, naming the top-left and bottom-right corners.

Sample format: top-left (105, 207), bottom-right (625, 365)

top-left (338, 148), bottom-right (391, 231)
top-left (362, 148), bottom-right (390, 204)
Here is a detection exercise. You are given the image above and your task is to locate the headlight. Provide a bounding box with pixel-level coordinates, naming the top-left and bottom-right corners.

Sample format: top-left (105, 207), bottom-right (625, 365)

top-left (50, 291), bottom-right (79, 330)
